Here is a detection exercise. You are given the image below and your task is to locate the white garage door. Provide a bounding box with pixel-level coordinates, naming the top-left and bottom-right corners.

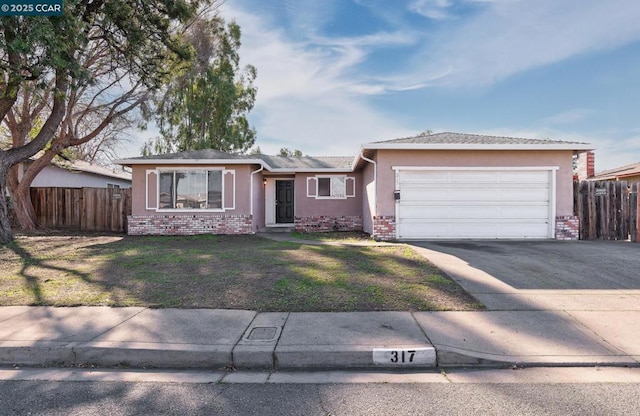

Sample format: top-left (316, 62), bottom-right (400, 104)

top-left (396, 168), bottom-right (555, 239)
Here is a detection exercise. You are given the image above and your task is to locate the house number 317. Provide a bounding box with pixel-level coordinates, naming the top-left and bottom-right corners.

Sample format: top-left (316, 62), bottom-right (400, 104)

top-left (372, 347), bottom-right (436, 366)
top-left (390, 350), bottom-right (415, 363)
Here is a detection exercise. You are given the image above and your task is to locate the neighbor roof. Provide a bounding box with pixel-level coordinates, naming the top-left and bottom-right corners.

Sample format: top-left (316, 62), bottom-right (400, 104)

top-left (591, 161), bottom-right (640, 180)
top-left (363, 132), bottom-right (594, 150)
top-left (27, 158), bottom-right (132, 181)
top-left (115, 150), bottom-right (354, 172)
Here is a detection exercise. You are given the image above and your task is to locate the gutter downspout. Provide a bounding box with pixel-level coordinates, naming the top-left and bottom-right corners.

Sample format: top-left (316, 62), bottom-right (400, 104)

top-left (250, 164), bottom-right (264, 221)
top-left (359, 150), bottom-right (377, 232)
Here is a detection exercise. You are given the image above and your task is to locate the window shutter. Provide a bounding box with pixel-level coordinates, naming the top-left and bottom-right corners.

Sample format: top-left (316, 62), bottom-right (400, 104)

top-left (223, 170), bottom-right (236, 210)
top-left (346, 177), bottom-right (356, 197)
top-left (307, 177), bottom-right (317, 197)
top-left (146, 170), bottom-right (158, 210)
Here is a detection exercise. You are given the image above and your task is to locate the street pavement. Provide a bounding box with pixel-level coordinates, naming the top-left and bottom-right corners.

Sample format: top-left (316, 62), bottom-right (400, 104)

top-left (1, 239), bottom-right (639, 370)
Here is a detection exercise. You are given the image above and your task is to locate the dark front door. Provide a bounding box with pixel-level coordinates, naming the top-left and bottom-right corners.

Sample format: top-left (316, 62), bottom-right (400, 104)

top-left (275, 180), bottom-right (294, 224)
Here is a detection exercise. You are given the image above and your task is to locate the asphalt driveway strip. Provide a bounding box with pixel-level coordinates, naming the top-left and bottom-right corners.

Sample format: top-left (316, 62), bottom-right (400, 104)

top-left (410, 240), bottom-right (640, 291)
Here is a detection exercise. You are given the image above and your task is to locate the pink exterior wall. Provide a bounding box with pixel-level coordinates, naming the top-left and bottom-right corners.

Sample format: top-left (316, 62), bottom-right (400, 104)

top-left (128, 163), bottom-right (262, 235)
top-left (360, 162), bottom-right (375, 234)
top-left (292, 172), bottom-right (363, 232)
top-left (374, 149), bottom-right (575, 217)
top-left (251, 170), bottom-right (265, 231)
top-left (293, 172), bottom-right (362, 217)
top-left (130, 164), bottom-right (255, 216)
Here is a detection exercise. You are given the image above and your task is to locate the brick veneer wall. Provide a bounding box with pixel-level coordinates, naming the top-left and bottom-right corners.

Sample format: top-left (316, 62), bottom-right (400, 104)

top-left (127, 214), bottom-right (253, 235)
top-left (295, 216), bottom-right (363, 233)
top-left (555, 215), bottom-right (580, 240)
top-left (372, 215), bottom-right (396, 241)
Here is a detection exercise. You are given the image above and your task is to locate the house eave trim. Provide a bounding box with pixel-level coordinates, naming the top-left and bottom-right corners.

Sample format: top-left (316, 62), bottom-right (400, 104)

top-left (362, 143), bottom-right (595, 151)
top-left (115, 158), bottom-right (266, 166)
top-left (114, 159), bottom-right (354, 173)
top-left (267, 168), bottom-right (353, 173)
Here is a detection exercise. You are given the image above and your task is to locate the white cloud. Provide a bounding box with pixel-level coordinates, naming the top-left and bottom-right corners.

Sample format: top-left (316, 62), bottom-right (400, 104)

top-left (542, 109), bottom-right (596, 125)
top-left (410, 0), bottom-right (453, 20)
top-left (211, 0), bottom-right (640, 168)
top-left (220, 3), bottom-right (415, 155)
top-left (410, 0), bottom-right (640, 87)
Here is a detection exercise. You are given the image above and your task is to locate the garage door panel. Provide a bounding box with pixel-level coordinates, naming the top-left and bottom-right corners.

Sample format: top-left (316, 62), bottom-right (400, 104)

top-left (400, 171), bottom-right (449, 183)
top-left (402, 189), bottom-right (549, 203)
top-left (396, 168), bottom-right (553, 239)
top-left (506, 188), bottom-right (549, 201)
top-left (449, 171), bottom-right (500, 183)
top-left (400, 204), bottom-right (549, 220)
top-left (400, 189), bottom-right (549, 205)
top-left (499, 171), bottom-right (550, 183)
top-left (397, 221), bottom-right (549, 239)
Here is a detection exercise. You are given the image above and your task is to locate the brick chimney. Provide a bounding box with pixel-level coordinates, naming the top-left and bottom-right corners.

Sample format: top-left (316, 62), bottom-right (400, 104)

top-left (576, 151), bottom-right (595, 180)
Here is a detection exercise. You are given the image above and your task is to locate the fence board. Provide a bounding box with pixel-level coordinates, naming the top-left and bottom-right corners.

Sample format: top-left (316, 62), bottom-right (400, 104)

top-left (574, 180), bottom-right (638, 241)
top-left (631, 183), bottom-right (639, 242)
top-left (30, 187), bottom-right (131, 233)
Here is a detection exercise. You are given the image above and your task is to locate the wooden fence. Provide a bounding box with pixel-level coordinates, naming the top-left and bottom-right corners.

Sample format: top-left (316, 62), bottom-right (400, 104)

top-left (573, 180), bottom-right (639, 242)
top-left (30, 187), bottom-right (132, 233)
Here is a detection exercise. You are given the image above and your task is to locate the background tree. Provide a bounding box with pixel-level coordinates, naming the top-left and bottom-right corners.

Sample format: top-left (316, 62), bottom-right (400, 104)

top-left (0, 0), bottom-right (199, 243)
top-left (279, 148), bottom-right (303, 157)
top-left (142, 13), bottom-right (257, 155)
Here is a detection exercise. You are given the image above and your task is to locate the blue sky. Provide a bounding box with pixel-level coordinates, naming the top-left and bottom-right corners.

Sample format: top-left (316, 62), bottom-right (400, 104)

top-left (131, 0), bottom-right (640, 171)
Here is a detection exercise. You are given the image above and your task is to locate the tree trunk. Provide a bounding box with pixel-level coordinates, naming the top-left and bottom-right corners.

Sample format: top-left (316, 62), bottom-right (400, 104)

top-left (0, 166), bottom-right (14, 244)
top-left (6, 164), bottom-right (38, 231)
top-left (11, 184), bottom-right (37, 232)
top-left (9, 149), bottom-right (61, 232)
top-left (0, 74), bottom-right (69, 243)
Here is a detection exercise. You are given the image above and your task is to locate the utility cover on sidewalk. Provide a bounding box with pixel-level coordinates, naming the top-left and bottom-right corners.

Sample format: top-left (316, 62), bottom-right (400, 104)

top-left (246, 327), bottom-right (278, 341)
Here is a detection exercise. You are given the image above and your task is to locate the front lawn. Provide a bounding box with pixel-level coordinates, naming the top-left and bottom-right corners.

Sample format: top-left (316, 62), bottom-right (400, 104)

top-left (0, 234), bottom-right (483, 312)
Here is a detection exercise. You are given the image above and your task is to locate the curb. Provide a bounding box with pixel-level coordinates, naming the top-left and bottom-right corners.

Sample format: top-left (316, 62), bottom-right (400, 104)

top-left (3, 343), bottom-right (637, 370)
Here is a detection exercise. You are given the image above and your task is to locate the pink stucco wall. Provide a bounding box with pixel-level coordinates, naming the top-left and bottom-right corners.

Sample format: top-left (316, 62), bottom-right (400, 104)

top-left (130, 164), bottom-right (256, 216)
top-left (293, 172), bottom-right (363, 217)
top-left (360, 162), bottom-right (375, 234)
top-left (373, 149), bottom-right (575, 217)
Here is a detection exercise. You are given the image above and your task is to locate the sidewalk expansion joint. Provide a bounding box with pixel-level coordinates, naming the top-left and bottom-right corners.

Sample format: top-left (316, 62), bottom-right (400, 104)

top-left (564, 311), bottom-right (630, 356)
top-left (271, 313), bottom-right (290, 371)
top-left (86, 307), bottom-right (149, 342)
top-left (410, 312), bottom-right (434, 345)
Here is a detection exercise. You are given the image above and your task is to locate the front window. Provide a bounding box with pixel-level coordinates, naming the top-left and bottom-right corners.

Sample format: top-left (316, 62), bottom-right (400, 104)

top-left (317, 176), bottom-right (346, 198)
top-left (159, 169), bottom-right (223, 210)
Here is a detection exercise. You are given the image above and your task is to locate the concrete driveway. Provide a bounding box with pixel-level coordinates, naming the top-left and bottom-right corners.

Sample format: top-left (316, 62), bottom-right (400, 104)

top-left (410, 240), bottom-right (640, 311)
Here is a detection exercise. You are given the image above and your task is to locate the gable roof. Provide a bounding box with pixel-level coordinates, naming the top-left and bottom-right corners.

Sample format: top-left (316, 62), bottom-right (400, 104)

top-left (363, 132), bottom-right (594, 150)
top-left (26, 158), bottom-right (132, 181)
top-left (115, 150), bottom-right (354, 172)
top-left (116, 131), bottom-right (595, 173)
top-left (258, 155), bottom-right (353, 170)
top-left (591, 161), bottom-right (640, 180)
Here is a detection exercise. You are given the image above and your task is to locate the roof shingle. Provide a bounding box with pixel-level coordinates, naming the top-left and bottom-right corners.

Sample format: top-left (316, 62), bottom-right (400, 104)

top-left (371, 131), bottom-right (590, 146)
top-left (119, 150), bottom-right (353, 170)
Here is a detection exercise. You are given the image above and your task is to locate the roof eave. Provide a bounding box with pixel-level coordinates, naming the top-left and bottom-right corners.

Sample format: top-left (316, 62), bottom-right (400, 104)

top-left (263, 168), bottom-right (353, 174)
top-left (114, 158), bottom-right (266, 166)
top-left (114, 158), bottom-right (354, 173)
top-left (361, 143), bottom-right (595, 151)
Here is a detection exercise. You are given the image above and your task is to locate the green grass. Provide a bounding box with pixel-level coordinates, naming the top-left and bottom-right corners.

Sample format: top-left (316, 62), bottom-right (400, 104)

top-left (290, 231), bottom-right (374, 243)
top-left (0, 234), bottom-right (484, 312)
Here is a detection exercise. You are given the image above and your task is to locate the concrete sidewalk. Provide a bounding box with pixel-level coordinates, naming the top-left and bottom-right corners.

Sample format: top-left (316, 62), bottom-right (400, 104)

top-left (2, 237), bottom-right (639, 370)
top-left (1, 306), bottom-right (638, 370)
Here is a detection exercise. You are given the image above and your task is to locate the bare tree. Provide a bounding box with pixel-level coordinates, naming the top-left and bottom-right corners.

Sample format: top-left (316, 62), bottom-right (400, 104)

top-left (4, 35), bottom-right (148, 231)
top-left (0, 1), bottom-right (197, 241)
